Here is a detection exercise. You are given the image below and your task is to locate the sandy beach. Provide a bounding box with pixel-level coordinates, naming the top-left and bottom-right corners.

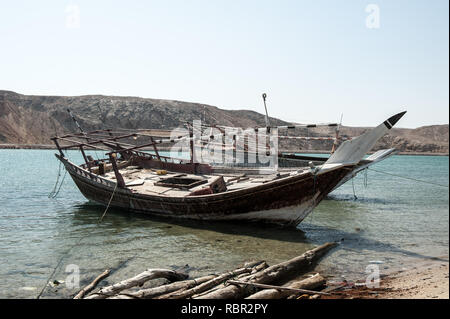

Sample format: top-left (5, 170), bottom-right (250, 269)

top-left (325, 259), bottom-right (449, 299)
top-left (376, 260), bottom-right (449, 299)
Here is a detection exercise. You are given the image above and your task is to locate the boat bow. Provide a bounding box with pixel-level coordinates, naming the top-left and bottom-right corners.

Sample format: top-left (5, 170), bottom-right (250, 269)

top-left (319, 111), bottom-right (406, 173)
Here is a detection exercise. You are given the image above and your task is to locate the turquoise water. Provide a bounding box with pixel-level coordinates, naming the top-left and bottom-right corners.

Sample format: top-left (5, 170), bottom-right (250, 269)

top-left (0, 150), bottom-right (448, 298)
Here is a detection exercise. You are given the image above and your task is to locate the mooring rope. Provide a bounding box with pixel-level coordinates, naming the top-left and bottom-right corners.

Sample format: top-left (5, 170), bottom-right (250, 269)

top-left (351, 175), bottom-right (358, 200)
top-left (98, 183), bottom-right (118, 223)
top-left (363, 168), bottom-right (368, 188)
top-left (38, 182), bottom-right (119, 299)
top-left (36, 234), bottom-right (85, 299)
top-left (48, 161), bottom-right (62, 198)
top-left (48, 169), bottom-right (67, 199)
top-left (48, 165), bottom-right (67, 198)
top-left (368, 167), bottom-right (449, 188)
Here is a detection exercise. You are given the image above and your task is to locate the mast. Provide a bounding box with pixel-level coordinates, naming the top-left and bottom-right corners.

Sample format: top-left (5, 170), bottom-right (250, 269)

top-left (262, 93), bottom-right (270, 130)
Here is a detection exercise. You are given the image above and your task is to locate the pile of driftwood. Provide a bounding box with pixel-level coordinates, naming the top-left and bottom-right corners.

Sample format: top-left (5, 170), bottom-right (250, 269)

top-left (74, 242), bottom-right (337, 299)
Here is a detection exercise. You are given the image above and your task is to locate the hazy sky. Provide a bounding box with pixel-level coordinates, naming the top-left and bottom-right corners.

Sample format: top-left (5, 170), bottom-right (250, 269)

top-left (0, 0), bottom-right (448, 128)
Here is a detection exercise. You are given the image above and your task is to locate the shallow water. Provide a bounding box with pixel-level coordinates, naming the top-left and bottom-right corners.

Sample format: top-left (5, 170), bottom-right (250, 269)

top-left (0, 150), bottom-right (448, 298)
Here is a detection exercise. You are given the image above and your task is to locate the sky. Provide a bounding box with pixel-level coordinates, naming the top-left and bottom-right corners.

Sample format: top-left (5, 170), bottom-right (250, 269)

top-left (0, 0), bottom-right (448, 128)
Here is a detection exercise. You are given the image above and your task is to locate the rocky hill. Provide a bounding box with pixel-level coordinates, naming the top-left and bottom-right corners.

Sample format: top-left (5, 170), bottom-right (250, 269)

top-left (0, 90), bottom-right (448, 154)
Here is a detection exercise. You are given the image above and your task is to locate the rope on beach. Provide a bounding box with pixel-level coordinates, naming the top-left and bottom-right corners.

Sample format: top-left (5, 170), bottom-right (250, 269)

top-left (367, 167), bottom-right (449, 188)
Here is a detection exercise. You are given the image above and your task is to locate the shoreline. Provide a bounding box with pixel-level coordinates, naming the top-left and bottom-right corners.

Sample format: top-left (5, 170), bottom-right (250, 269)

top-left (324, 258), bottom-right (449, 299)
top-left (0, 144), bottom-right (448, 156)
top-left (377, 260), bottom-right (449, 299)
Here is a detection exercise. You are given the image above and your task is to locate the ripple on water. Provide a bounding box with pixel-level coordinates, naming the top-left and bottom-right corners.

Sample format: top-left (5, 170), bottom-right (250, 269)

top-left (0, 150), bottom-right (448, 298)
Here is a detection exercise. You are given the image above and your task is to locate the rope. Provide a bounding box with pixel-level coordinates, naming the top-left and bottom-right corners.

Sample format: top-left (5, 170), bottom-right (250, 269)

top-left (368, 167), bottom-right (449, 188)
top-left (363, 168), bottom-right (368, 188)
top-left (352, 175), bottom-right (358, 200)
top-left (38, 182), bottom-right (119, 298)
top-left (50, 170), bottom-right (67, 199)
top-left (216, 122), bottom-right (339, 130)
top-left (36, 234), bottom-right (85, 299)
top-left (48, 161), bottom-right (62, 198)
top-left (48, 165), bottom-right (67, 199)
top-left (98, 182), bottom-right (118, 223)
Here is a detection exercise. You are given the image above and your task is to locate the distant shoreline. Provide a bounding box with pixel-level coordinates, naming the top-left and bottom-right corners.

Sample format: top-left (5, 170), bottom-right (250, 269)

top-left (0, 144), bottom-right (448, 156)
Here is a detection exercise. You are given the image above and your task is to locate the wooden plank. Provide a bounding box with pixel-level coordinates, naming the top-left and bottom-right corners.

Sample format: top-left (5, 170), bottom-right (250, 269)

top-left (227, 280), bottom-right (330, 296)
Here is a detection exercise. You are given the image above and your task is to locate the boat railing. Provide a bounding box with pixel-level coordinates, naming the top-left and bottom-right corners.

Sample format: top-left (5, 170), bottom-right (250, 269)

top-left (51, 124), bottom-right (346, 177)
top-left (64, 158), bottom-right (117, 188)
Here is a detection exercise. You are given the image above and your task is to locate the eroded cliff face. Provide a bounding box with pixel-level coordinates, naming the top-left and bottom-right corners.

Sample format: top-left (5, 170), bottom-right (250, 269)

top-left (0, 90), bottom-right (289, 144)
top-left (0, 90), bottom-right (448, 154)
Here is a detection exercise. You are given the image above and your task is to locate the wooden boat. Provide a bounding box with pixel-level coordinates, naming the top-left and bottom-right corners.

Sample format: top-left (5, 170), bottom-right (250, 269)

top-left (52, 111), bottom-right (406, 227)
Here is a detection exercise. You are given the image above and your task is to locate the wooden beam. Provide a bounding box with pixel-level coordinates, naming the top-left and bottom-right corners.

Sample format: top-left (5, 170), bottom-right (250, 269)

top-left (79, 146), bottom-right (92, 172)
top-left (109, 153), bottom-right (126, 188)
top-left (227, 280), bottom-right (330, 296)
top-left (150, 137), bottom-right (161, 160)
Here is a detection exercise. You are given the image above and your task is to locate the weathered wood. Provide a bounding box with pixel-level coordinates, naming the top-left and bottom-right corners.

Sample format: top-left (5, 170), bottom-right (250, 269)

top-left (85, 269), bottom-right (187, 299)
top-left (245, 273), bottom-right (326, 299)
top-left (196, 242), bottom-right (337, 299)
top-left (108, 153), bottom-right (126, 188)
top-left (58, 150), bottom-right (351, 227)
top-left (157, 266), bottom-right (257, 299)
top-left (73, 269), bottom-right (110, 299)
top-left (190, 261), bottom-right (269, 299)
top-left (229, 280), bottom-right (326, 295)
top-left (110, 275), bottom-right (216, 299)
top-left (95, 262), bottom-right (266, 299)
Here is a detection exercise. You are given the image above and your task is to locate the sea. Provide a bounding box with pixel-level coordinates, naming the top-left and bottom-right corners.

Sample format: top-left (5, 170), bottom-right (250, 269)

top-left (0, 149), bottom-right (448, 298)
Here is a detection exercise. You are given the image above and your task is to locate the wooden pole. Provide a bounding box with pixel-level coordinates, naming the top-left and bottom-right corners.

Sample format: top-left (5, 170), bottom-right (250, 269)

top-left (108, 153), bottom-right (126, 188)
top-left (244, 273), bottom-right (327, 299)
top-left (79, 146), bottom-right (92, 172)
top-left (110, 275), bottom-right (216, 299)
top-left (228, 279), bottom-right (329, 296)
top-left (85, 269), bottom-right (188, 299)
top-left (189, 131), bottom-right (194, 164)
top-left (51, 138), bottom-right (65, 157)
top-left (157, 265), bottom-right (262, 299)
top-left (73, 269), bottom-right (110, 299)
top-left (196, 242), bottom-right (337, 299)
top-left (150, 137), bottom-right (161, 161)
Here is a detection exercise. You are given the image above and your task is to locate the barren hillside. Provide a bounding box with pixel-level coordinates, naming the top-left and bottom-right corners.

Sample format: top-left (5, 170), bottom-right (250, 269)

top-left (0, 91), bottom-right (448, 154)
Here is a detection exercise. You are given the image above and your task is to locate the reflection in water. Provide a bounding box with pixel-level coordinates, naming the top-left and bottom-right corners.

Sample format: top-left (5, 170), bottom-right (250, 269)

top-left (71, 203), bottom-right (310, 243)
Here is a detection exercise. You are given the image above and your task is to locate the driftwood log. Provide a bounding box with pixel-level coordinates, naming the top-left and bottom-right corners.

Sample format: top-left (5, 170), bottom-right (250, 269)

top-left (245, 273), bottom-right (326, 299)
top-left (228, 280), bottom-right (326, 295)
top-left (78, 242), bottom-right (337, 299)
top-left (74, 269), bottom-right (110, 299)
top-left (85, 269), bottom-right (187, 299)
top-left (157, 262), bottom-right (266, 299)
top-left (110, 261), bottom-right (267, 299)
top-left (190, 261), bottom-right (269, 299)
top-left (110, 275), bottom-right (216, 299)
top-left (196, 242), bottom-right (337, 299)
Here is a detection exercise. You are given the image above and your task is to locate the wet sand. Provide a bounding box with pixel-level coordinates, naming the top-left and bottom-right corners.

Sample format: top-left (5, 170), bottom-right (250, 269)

top-left (324, 259), bottom-right (449, 299)
top-left (375, 260), bottom-right (449, 299)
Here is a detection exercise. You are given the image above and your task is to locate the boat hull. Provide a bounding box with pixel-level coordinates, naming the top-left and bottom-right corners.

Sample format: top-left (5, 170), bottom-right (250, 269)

top-left (60, 156), bottom-right (351, 227)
